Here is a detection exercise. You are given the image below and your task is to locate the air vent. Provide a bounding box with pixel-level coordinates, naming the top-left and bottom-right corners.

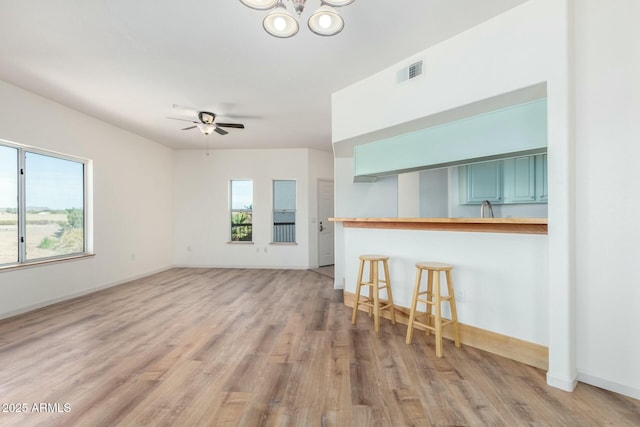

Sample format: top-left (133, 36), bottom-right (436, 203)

top-left (408, 61), bottom-right (423, 79)
top-left (396, 59), bottom-right (424, 83)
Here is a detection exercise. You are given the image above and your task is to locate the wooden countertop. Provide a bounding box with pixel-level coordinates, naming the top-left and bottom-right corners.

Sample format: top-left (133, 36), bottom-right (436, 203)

top-left (329, 217), bottom-right (548, 235)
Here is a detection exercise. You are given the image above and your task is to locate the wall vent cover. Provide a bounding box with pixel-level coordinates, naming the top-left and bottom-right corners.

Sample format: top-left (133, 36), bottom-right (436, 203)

top-left (397, 60), bottom-right (424, 83)
top-left (408, 61), bottom-right (423, 79)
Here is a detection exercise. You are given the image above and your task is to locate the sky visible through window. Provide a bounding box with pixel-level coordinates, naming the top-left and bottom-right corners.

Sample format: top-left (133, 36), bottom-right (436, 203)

top-left (0, 145), bottom-right (17, 210)
top-left (231, 180), bottom-right (253, 210)
top-left (0, 149), bottom-right (84, 210)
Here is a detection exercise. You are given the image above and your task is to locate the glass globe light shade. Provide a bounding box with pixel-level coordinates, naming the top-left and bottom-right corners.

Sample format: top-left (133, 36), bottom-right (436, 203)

top-left (323, 0), bottom-right (355, 6)
top-left (197, 123), bottom-right (215, 135)
top-left (239, 0), bottom-right (278, 10)
top-left (308, 5), bottom-right (344, 36)
top-left (263, 3), bottom-right (299, 38)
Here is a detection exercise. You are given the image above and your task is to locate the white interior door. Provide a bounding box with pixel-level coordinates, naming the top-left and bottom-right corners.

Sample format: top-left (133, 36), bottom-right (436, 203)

top-left (318, 179), bottom-right (334, 267)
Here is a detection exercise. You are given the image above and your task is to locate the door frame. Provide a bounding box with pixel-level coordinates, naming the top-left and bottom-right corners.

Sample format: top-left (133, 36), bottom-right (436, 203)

top-left (317, 178), bottom-right (334, 267)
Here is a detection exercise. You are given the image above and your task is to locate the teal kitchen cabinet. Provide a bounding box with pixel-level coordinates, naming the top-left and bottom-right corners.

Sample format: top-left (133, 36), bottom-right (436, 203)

top-left (463, 161), bottom-right (503, 204)
top-left (535, 153), bottom-right (548, 201)
top-left (503, 155), bottom-right (536, 203)
top-left (461, 154), bottom-right (548, 205)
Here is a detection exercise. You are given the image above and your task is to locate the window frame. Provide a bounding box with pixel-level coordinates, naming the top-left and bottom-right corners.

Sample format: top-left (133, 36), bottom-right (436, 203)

top-left (229, 180), bottom-right (253, 243)
top-left (0, 139), bottom-right (92, 269)
top-left (272, 179), bottom-right (296, 244)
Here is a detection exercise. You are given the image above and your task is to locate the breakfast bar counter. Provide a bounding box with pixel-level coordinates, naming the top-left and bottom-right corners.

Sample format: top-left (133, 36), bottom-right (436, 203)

top-left (331, 216), bottom-right (550, 369)
top-left (330, 217), bottom-right (548, 235)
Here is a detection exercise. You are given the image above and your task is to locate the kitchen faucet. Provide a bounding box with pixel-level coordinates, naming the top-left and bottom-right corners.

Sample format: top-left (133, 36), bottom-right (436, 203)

top-left (480, 200), bottom-right (494, 218)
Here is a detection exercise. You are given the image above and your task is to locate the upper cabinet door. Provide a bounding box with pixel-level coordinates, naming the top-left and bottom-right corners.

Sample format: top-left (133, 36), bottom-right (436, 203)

top-left (535, 153), bottom-right (548, 201)
top-left (503, 156), bottom-right (536, 203)
top-left (465, 161), bottom-right (503, 204)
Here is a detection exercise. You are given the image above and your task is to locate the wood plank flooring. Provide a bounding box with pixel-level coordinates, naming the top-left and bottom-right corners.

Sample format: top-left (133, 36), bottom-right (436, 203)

top-left (0, 268), bottom-right (638, 426)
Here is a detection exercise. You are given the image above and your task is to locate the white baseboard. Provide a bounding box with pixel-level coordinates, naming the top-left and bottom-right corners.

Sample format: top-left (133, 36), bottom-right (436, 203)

top-left (0, 265), bottom-right (174, 321)
top-left (546, 372), bottom-right (578, 392)
top-left (578, 371), bottom-right (640, 400)
top-left (173, 264), bottom-right (310, 270)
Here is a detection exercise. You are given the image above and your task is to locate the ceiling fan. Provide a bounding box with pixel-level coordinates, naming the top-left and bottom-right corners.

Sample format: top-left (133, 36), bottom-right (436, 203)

top-left (168, 111), bottom-right (245, 136)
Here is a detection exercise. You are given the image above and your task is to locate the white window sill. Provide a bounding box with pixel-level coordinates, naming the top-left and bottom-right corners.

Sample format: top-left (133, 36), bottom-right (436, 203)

top-left (0, 253), bottom-right (96, 272)
top-left (269, 242), bottom-right (298, 246)
top-left (226, 241), bottom-right (255, 245)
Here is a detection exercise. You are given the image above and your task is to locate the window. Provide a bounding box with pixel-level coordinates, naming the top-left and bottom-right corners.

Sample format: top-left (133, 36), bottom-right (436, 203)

top-left (230, 180), bottom-right (253, 242)
top-left (273, 180), bottom-right (296, 243)
top-left (0, 142), bottom-right (88, 266)
top-left (0, 145), bottom-right (18, 264)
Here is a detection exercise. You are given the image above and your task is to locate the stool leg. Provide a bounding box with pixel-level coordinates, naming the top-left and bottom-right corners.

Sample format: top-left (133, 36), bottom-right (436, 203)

top-left (446, 270), bottom-right (461, 348)
top-left (425, 269), bottom-right (434, 336)
top-left (352, 259), bottom-right (365, 325)
top-left (372, 260), bottom-right (380, 332)
top-left (367, 261), bottom-right (373, 318)
top-left (382, 259), bottom-right (396, 325)
top-left (434, 271), bottom-right (443, 357)
top-left (406, 268), bottom-right (422, 344)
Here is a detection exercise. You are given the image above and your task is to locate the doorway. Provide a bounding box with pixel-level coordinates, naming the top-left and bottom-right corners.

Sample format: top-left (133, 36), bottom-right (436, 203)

top-left (317, 179), bottom-right (334, 267)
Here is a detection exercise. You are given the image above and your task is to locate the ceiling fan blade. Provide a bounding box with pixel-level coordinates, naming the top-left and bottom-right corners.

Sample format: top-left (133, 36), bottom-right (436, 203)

top-left (214, 127), bottom-right (229, 136)
top-left (216, 123), bottom-right (245, 129)
top-left (182, 126), bottom-right (197, 130)
top-left (167, 116), bottom-right (198, 123)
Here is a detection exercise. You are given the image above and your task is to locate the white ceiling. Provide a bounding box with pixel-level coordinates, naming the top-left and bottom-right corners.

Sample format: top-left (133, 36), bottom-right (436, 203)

top-left (0, 0), bottom-right (527, 152)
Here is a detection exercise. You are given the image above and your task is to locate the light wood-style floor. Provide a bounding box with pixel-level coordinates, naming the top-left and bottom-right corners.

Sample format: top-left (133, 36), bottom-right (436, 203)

top-left (0, 268), bottom-right (638, 426)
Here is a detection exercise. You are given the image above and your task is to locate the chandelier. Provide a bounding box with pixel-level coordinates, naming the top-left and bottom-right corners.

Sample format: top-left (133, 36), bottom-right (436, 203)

top-left (239, 0), bottom-right (355, 38)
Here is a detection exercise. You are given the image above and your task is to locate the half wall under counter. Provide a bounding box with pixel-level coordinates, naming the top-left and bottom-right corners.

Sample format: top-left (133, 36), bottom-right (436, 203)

top-left (331, 217), bottom-right (549, 369)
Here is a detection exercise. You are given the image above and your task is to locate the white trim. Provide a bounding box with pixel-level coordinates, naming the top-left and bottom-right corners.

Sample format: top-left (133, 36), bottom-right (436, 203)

top-left (0, 137), bottom-right (87, 164)
top-left (578, 371), bottom-right (640, 400)
top-left (173, 264), bottom-right (310, 270)
top-left (546, 372), bottom-right (578, 392)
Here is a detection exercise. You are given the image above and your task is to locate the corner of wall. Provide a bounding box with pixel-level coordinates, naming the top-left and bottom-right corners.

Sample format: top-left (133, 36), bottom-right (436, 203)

top-left (546, 372), bottom-right (578, 393)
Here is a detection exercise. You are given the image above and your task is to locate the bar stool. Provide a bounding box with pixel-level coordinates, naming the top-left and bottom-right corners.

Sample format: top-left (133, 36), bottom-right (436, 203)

top-left (406, 262), bottom-right (460, 357)
top-left (351, 255), bottom-right (396, 332)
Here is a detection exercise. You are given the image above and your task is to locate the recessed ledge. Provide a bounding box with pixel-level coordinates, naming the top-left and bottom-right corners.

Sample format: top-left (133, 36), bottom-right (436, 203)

top-left (330, 217), bottom-right (548, 235)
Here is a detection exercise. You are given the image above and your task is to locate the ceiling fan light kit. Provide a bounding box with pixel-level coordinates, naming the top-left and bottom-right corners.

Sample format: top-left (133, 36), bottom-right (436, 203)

top-left (168, 111), bottom-right (245, 137)
top-left (196, 123), bottom-right (215, 135)
top-left (241, 0), bottom-right (354, 38)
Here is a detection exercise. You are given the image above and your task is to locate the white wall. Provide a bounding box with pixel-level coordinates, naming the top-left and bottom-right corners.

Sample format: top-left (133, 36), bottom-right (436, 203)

top-left (333, 156), bottom-right (398, 289)
top-left (334, 157), bottom-right (398, 219)
top-left (0, 80), bottom-right (174, 319)
top-left (173, 148), bottom-right (332, 269)
top-left (574, 0), bottom-right (640, 399)
top-left (333, 0), bottom-right (575, 391)
top-left (397, 172), bottom-right (420, 217)
top-left (419, 169), bottom-right (449, 217)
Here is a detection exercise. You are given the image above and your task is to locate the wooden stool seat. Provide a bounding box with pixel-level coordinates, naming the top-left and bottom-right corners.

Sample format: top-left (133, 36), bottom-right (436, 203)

top-left (352, 255), bottom-right (396, 332)
top-left (406, 262), bottom-right (460, 357)
top-left (358, 254), bottom-right (389, 262)
top-left (415, 262), bottom-right (452, 271)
